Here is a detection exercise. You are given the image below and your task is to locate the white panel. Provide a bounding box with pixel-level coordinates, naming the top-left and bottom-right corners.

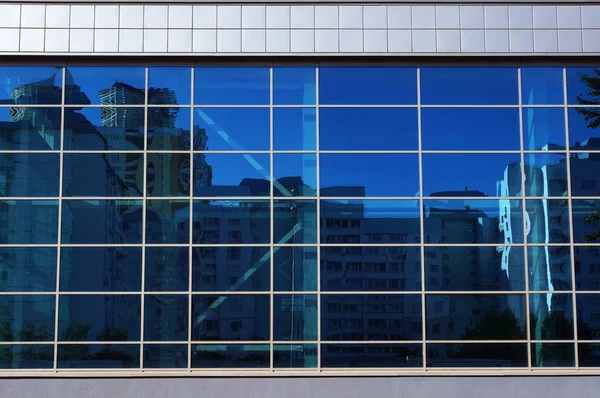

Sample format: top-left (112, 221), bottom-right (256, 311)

top-left (70, 6), bottom-right (94, 29)
top-left (45, 28), bottom-right (69, 52)
top-left (364, 29), bottom-right (387, 52)
top-left (217, 29), bottom-right (241, 52)
top-left (534, 30), bottom-right (558, 52)
top-left (558, 30), bottom-right (582, 52)
top-left (242, 6), bottom-right (265, 29)
top-left (94, 29), bottom-right (118, 52)
top-left (242, 29), bottom-right (266, 52)
top-left (119, 6), bottom-right (144, 29)
top-left (364, 6), bottom-right (387, 29)
top-left (266, 29), bottom-right (290, 52)
top-left (412, 6), bottom-right (435, 29)
top-left (315, 6), bottom-right (338, 29)
top-left (95, 5), bottom-right (119, 29)
top-left (388, 30), bottom-right (411, 52)
top-left (436, 6), bottom-right (459, 29)
top-left (119, 29), bottom-right (143, 52)
top-left (509, 30), bottom-right (533, 52)
top-left (21, 5), bottom-right (45, 28)
top-left (193, 6), bottom-right (217, 29)
top-left (582, 6), bottom-right (600, 29)
top-left (0, 29), bottom-right (19, 51)
top-left (582, 29), bottom-right (600, 52)
top-left (143, 29), bottom-right (167, 52)
top-left (388, 6), bottom-right (411, 29)
top-left (508, 6), bottom-right (532, 29)
top-left (412, 29), bottom-right (435, 52)
top-left (266, 6), bottom-right (290, 29)
top-left (168, 29), bottom-right (192, 52)
top-left (291, 6), bottom-right (315, 29)
top-left (315, 29), bottom-right (338, 52)
top-left (45, 5), bottom-right (69, 29)
top-left (461, 30), bottom-right (485, 52)
top-left (291, 29), bottom-right (314, 52)
top-left (20, 29), bottom-right (44, 51)
top-left (460, 6), bottom-right (484, 29)
top-left (436, 30), bottom-right (460, 52)
top-left (339, 6), bottom-right (363, 29)
top-left (533, 6), bottom-right (557, 29)
top-left (557, 6), bottom-right (582, 29)
top-left (169, 6), bottom-right (193, 29)
top-left (484, 6), bottom-right (508, 29)
top-left (193, 29), bottom-right (216, 52)
top-left (69, 28), bottom-right (94, 52)
top-left (144, 6), bottom-right (167, 29)
top-left (0, 5), bottom-right (20, 28)
top-left (339, 29), bottom-right (363, 52)
top-left (217, 5), bottom-right (241, 29)
top-left (485, 29), bottom-right (509, 52)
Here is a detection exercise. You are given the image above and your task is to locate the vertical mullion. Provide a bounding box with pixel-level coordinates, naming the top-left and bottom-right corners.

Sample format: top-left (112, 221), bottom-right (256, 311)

top-left (315, 64), bottom-right (321, 371)
top-left (269, 64), bottom-right (275, 372)
top-left (188, 64), bottom-right (195, 372)
top-left (140, 63), bottom-right (149, 371)
top-left (417, 64), bottom-right (426, 370)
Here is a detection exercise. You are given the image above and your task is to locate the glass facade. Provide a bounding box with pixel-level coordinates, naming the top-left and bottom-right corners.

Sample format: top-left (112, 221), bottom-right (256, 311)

top-left (1, 63), bottom-right (600, 372)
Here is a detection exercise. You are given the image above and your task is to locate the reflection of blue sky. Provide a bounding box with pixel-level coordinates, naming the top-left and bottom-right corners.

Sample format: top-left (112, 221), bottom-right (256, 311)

top-left (521, 67), bottom-right (564, 105)
top-left (148, 67), bottom-right (191, 105)
top-left (66, 66), bottom-right (145, 104)
top-left (523, 107), bottom-right (566, 150)
top-left (567, 67), bottom-right (599, 104)
top-left (0, 66), bottom-right (61, 100)
top-left (202, 154), bottom-right (270, 186)
top-left (273, 107), bottom-right (316, 150)
top-left (195, 67), bottom-right (270, 105)
top-left (195, 108), bottom-right (269, 151)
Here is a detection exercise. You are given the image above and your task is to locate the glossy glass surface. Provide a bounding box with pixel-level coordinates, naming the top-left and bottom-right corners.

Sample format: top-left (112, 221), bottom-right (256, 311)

top-left (273, 294), bottom-right (318, 341)
top-left (275, 246), bottom-right (317, 292)
top-left (579, 343), bottom-right (600, 367)
top-left (274, 154), bottom-right (317, 197)
top-left (273, 67), bottom-right (316, 105)
top-left (524, 153), bottom-right (568, 197)
top-left (570, 155), bottom-right (600, 196)
top-left (426, 343), bottom-right (527, 367)
top-left (522, 108), bottom-right (566, 150)
top-left (146, 200), bottom-right (190, 244)
top-left (0, 295), bottom-right (55, 341)
top-left (147, 107), bottom-right (191, 151)
top-left (0, 66), bottom-right (62, 105)
top-left (572, 200), bottom-right (600, 243)
top-left (566, 67), bottom-right (600, 105)
top-left (273, 108), bottom-right (316, 151)
top-left (57, 344), bottom-right (140, 369)
top-left (525, 199), bottom-right (570, 244)
top-left (65, 66), bottom-right (145, 105)
top-left (148, 67), bottom-right (191, 105)
top-left (273, 344), bottom-right (318, 368)
top-left (521, 67), bottom-right (564, 105)
top-left (0, 200), bottom-right (58, 244)
top-left (0, 107), bottom-right (61, 151)
top-left (145, 247), bottom-right (189, 292)
top-left (194, 108), bottom-right (269, 151)
top-left (191, 344), bottom-right (270, 368)
top-left (531, 343), bottom-right (575, 367)
top-left (0, 345), bottom-right (53, 369)
top-left (274, 200), bottom-right (317, 244)
top-left (147, 153), bottom-right (190, 197)
top-left (576, 294), bottom-right (600, 339)
top-left (0, 153), bottom-right (59, 197)
top-left (0, 247), bottom-right (56, 292)
top-left (568, 107), bottom-right (600, 149)
top-left (194, 67), bottom-right (269, 105)
top-left (144, 295), bottom-right (188, 341)
top-left (575, 247), bottom-right (600, 291)
top-left (194, 154), bottom-right (270, 197)
top-left (322, 344), bottom-right (422, 368)
top-left (529, 293), bottom-right (574, 340)
top-left (144, 344), bottom-right (188, 368)
top-left (528, 246), bottom-right (572, 291)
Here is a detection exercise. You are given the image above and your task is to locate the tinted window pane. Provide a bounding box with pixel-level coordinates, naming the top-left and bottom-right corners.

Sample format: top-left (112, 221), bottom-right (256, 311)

top-left (579, 343), bottom-right (600, 367)
top-left (274, 200), bottom-right (317, 244)
top-left (274, 344), bottom-right (317, 368)
top-left (147, 107), bottom-right (190, 150)
top-left (426, 343), bottom-right (527, 368)
top-left (573, 199), bottom-right (600, 243)
top-left (65, 66), bottom-right (145, 105)
top-left (0, 154), bottom-right (59, 197)
top-left (320, 67), bottom-right (417, 105)
top-left (521, 67), bottom-right (564, 105)
top-left (273, 108), bottom-right (316, 151)
top-left (322, 344), bottom-right (422, 368)
top-left (63, 153), bottom-right (143, 197)
top-left (274, 154), bottom-right (317, 197)
top-left (193, 246), bottom-right (270, 292)
top-left (60, 247), bottom-right (142, 292)
top-left (191, 344), bottom-right (269, 368)
top-left (530, 293), bottom-right (574, 340)
top-left (321, 154), bottom-right (419, 197)
top-left (528, 246), bottom-right (572, 291)
top-left (0, 344), bottom-right (53, 369)
top-left (146, 200), bottom-right (189, 244)
top-left (526, 199), bottom-right (570, 244)
top-left (321, 246), bottom-right (421, 292)
top-left (525, 153), bottom-right (568, 197)
top-left (193, 200), bottom-right (270, 244)
top-left (194, 154), bottom-right (270, 197)
top-left (61, 200), bottom-right (143, 244)
top-left (421, 108), bottom-right (520, 151)
top-left (191, 295), bottom-right (270, 341)
top-left (424, 199), bottom-right (523, 244)
top-left (425, 246), bottom-right (525, 291)
top-left (571, 155), bottom-right (600, 196)
top-left (568, 108), bottom-right (600, 149)
top-left (275, 247), bottom-right (317, 292)
top-left (531, 343), bottom-right (575, 367)
top-left (421, 67), bottom-right (518, 105)
top-left (321, 200), bottom-right (420, 244)
top-left (566, 67), bottom-right (600, 105)
top-left (576, 294), bottom-right (600, 340)
top-left (194, 67), bottom-right (269, 105)
top-left (522, 108), bottom-right (566, 150)
top-left (58, 295), bottom-right (140, 341)
top-left (148, 67), bottom-right (191, 105)
top-left (425, 294), bottom-right (526, 340)
top-left (1, 200), bottom-right (58, 244)
top-left (575, 247), bottom-right (600, 291)
top-left (147, 153), bottom-right (190, 197)
top-left (0, 295), bottom-right (55, 341)
top-left (195, 108), bottom-right (269, 151)
top-left (273, 294), bottom-right (317, 341)
top-left (423, 154), bottom-right (521, 197)
top-left (145, 247), bottom-right (189, 292)
top-left (144, 344), bottom-right (188, 368)
top-left (321, 294), bottom-right (422, 341)
top-left (0, 66), bottom-right (62, 105)
top-left (63, 107), bottom-right (144, 151)
top-left (0, 107), bottom-right (61, 150)
top-left (319, 108), bottom-right (418, 150)
top-left (144, 295), bottom-right (188, 341)
top-left (57, 344), bottom-right (140, 369)
top-left (0, 247), bottom-right (56, 292)
top-left (273, 67), bottom-right (316, 105)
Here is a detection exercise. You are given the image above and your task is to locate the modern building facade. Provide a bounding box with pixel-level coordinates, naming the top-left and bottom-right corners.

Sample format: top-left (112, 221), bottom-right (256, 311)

top-left (1, 1), bottom-right (600, 397)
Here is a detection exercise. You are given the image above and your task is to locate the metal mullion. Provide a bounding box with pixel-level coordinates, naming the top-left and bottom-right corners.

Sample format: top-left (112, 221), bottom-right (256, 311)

top-left (188, 64), bottom-right (195, 373)
top-left (315, 63), bottom-right (322, 372)
top-left (269, 64), bottom-right (274, 373)
top-left (139, 63), bottom-right (149, 372)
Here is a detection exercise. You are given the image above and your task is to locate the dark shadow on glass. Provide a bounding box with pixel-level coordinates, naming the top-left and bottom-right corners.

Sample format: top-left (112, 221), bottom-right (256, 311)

top-left (146, 199), bottom-right (190, 244)
top-left (529, 293), bottom-right (574, 340)
top-left (0, 344), bottom-right (53, 369)
top-left (322, 344), bottom-right (422, 368)
top-left (0, 295), bottom-right (55, 342)
top-left (145, 247), bottom-right (189, 292)
top-left (0, 247), bottom-right (56, 292)
top-left (531, 343), bottom-right (575, 367)
top-left (0, 153), bottom-right (59, 197)
top-left (144, 344), bottom-right (188, 368)
top-left (0, 200), bottom-right (58, 244)
top-left (426, 343), bottom-right (527, 368)
top-left (274, 344), bottom-right (318, 368)
top-left (273, 294), bottom-right (317, 341)
top-left (57, 344), bottom-right (140, 369)
top-left (191, 344), bottom-right (270, 368)
top-left (144, 295), bottom-right (188, 341)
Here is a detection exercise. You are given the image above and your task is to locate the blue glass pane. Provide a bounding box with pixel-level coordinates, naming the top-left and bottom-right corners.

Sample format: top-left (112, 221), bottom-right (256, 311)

top-left (0, 247), bottom-right (56, 292)
top-left (421, 108), bottom-right (520, 150)
top-left (575, 247), bottom-right (600, 291)
top-left (579, 343), bottom-right (600, 366)
top-left (191, 295), bottom-right (270, 341)
top-left (60, 247), bottom-right (142, 292)
top-left (321, 200), bottom-right (420, 244)
top-left (422, 154), bottom-right (521, 197)
top-left (0, 295), bottom-right (55, 341)
top-left (526, 199), bottom-right (570, 244)
top-left (322, 344), bottom-right (422, 368)
top-left (525, 153), bottom-right (568, 197)
top-left (274, 154), bottom-right (317, 197)
top-left (319, 108), bottom-right (418, 150)
top-left (274, 344), bottom-right (318, 368)
top-left (321, 294), bottom-right (422, 341)
top-left (521, 67), bottom-right (564, 105)
top-left (274, 200), bottom-right (317, 244)
top-left (0, 345), bottom-right (53, 369)
top-left (61, 200), bottom-right (143, 244)
top-left (144, 295), bottom-right (188, 341)
top-left (425, 294), bottom-right (526, 340)
top-left (146, 200), bottom-right (190, 244)
top-left (0, 66), bottom-right (62, 105)
top-left (572, 199), bottom-right (600, 243)
top-left (193, 200), bottom-right (270, 244)
top-left (425, 246), bottom-right (525, 291)
top-left (194, 108), bottom-right (269, 151)
top-left (569, 108), bottom-right (600, 149)
top-left (273, 108), bottom-right (316, 151)
top-left (529, 246), bottom-right (572, 291)
top-left (426, 343), bottom-right (527, 368)
top-left (321, 246), bottom-right (421, 292)
top-left (147, 153), bottom-right (190, 197)
top-left (576, 294), bottom-right (600, 339)
top-left (145, 247), bottom-right (189, 292)
top-left (273, 294), bottom-right (317, 341)
top-left (531, 343), bottom-right (575, 367)
top-left (530, 293), bottom-right (574, 340)
top-left (57, 344), bottom-right (140, 369)
top-left (566, 67), bottom-right (600, 105)
top-left (191, 344), bottom-right (269, 368)
top-left (147, 107), bottom-right (191, 150)
top-left (421, 67), bottom-right (518, 105)
top-left (319, 67), bottom-right (417, 105)
top-left (193, 154), bottom-right (270, 197)
top-left (571, 155), bottom-right (600, 196)
top-left (193, 246), bottom-right (270, 292)
top-left (148, 67), bottom-right (191, 105)
top-left (0, 200), bottom-right (58, 244)
top-left (194, 67), bottom-right (270, 105)
top-left (63, 153), bottom-right (144, 197)
top-left (0, 107), bottom-right (61, 150)
top-left (63, 107), bottom-right (144, 151)
top-left (424, 199), bottom-right (524, 244)
top-left (144, 344), bottom-right (188, 368)
top-left (58, 294), bottom-right (140, 341)
top-left (275, 246), bottom-right (317, 292)
top-left (522, 108), bottom-right (566, 150)
top-left (65, 66), bottom-right (145, 105)
top-left (0, 154), bottom-right (59, 197)
top-left (273, 67), bottom-right (316, 105)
